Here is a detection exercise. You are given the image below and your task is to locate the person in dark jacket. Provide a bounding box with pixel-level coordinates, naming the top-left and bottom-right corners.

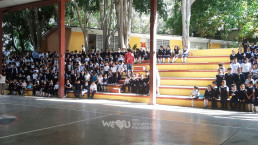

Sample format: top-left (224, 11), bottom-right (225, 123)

top-left (230, 84), bottom-right (238, 110)
top-left (204, 85), bottom-right (212, 108)
top-left (74, 80), bottom-right (82, 99)
top-left (238, 84), bottom-right (247, 111)
top-left (234, 68), bottom-right (246, 90)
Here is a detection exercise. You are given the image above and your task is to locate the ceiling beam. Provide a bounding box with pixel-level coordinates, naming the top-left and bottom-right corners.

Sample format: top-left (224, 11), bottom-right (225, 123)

top-left (0, 0), bottom-right (70, 14)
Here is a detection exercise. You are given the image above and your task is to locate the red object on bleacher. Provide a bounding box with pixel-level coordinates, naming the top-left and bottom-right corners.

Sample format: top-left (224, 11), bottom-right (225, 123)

top-left (110, 88), bottom-right (120, 93)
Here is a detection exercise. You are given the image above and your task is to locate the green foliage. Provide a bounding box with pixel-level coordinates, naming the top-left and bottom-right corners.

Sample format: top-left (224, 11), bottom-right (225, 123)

top-left (166, 0), bottom-right (258, 41)
top-left (133, 0), bottom-right (168, 20)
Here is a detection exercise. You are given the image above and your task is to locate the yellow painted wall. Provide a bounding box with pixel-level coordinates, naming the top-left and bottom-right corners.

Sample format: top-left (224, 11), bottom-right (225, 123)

top-left (129, 37), bottom-right (141, 48)
top-left (68, 32), bottom-right (85, 52)
top-left (209, 43), bottom-right (221, 49)
top-left (170, 40), bottom-right (183, 49)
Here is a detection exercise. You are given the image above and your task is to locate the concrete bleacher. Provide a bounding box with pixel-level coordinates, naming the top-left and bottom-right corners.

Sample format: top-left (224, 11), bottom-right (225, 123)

top-left (93, 48), bottom-right (237, 109)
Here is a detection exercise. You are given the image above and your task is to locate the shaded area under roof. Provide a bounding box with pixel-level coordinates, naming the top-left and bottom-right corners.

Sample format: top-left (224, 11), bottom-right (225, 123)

top-left (0, 0), bottom-right (41, 9)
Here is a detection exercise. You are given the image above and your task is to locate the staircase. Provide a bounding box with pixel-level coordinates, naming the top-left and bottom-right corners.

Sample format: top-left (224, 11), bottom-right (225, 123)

top-left (156, 48), bottom-right (233, 107)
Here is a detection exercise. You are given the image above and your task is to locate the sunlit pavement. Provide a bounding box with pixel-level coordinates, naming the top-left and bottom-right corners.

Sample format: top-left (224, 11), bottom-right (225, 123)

top-left (0, 95), bottom-right (258, 145)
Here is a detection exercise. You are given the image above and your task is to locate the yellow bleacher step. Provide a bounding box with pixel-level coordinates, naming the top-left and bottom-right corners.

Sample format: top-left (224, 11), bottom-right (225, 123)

top-left (160, 77), bottom-right (215, 87)
top-left (159, 70), bottom-right (217, 78)
top-left (157, 63), bottom-right (230, 70)
top-left (160, 56), bottom-right (229, 63)
top-left (190, 48), bottom-right (235, 56)
top-left (159, 86), bottom-right (206, 96)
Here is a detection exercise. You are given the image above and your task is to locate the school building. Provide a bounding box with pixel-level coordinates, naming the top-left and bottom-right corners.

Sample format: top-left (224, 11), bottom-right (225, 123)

top-left (41, 26), bottom-right (235, 53)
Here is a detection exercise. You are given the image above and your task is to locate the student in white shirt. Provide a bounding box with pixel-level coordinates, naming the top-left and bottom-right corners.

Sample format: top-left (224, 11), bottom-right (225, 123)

top-left (190, 86), bottom-right (200, 107)
top-left (245, 75), bottom-right (254, 86)
top-left (87, 82), bottom-right (97, 99)
top-left (84, 71), bottom-right (91, 82)
top-left (104, 63), bottom-right (110, 75)
top-left (97, 74), bottom-right (103, 91)
top-left (241, 58), bottom-right (252, 78)
top-left (230, 58), bottom-right (241, 74)
top-left (111, 63), bottom-right (117, 84)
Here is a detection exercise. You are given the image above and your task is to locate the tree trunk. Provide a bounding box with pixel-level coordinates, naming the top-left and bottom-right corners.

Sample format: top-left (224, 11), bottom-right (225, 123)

top-left (115, 0), bottom-right (133, 50)
top-left (34, 8), bottom-right (41, 51)
top-left (182, 0), bottom-right (195, 49)
top-left (27, 19), bottom-right (37, 50)
top-left (83, 30), bottom-right (89, 51)
top-left (73, 0), bottom-right (89, 51)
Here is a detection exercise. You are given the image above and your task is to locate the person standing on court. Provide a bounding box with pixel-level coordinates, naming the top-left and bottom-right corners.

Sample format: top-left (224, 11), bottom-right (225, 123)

top-left (0, 72), bottom-right (6, 95)
top-left (124, 49), bottom-right (135, 77)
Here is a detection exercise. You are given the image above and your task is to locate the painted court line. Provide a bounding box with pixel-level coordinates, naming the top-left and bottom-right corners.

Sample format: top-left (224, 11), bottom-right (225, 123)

top-left (0, 114), bottom-right (112, 139)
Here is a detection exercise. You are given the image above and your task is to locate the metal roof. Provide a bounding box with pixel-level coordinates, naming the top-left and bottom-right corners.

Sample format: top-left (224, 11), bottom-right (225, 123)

top-left (0, 0), bottom-right (41, 9)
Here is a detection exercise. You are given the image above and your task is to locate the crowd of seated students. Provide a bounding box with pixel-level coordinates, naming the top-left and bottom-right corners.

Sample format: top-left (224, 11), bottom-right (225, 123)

top-left (2, 48), bottom-right (150, 99)
top-left (157, 45), bottom-right (189, 63)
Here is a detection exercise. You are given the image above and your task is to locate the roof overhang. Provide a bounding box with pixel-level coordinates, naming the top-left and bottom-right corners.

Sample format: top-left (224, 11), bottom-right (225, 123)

top-left (0, 0), bottom-right (70, 13)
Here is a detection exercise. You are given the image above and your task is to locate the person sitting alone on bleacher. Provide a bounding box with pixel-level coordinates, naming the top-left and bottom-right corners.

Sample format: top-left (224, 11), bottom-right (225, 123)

top-left (190, 86), bottom-right (200, 107)
top-left (181, 46), bottom-right (189, 63)
top-left (88, 81), bottom-right (97, 99)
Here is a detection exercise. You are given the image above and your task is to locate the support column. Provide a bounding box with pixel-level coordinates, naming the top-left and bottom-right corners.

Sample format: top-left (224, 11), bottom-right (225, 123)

top-left (149, 0), bottom-right (157, 105)
top-left (58, 0), bottom-right (65, 98)
top-left (0, 11), bottom-right (3, 74)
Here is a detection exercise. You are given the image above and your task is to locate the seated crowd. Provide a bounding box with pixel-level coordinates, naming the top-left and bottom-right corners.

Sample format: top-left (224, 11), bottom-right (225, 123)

top-left (157, 45), bottom-right (189, 63)
top-left (2, 48), bottom-right (150, 99)
top-left (190, 43), bottom-right (258, 112)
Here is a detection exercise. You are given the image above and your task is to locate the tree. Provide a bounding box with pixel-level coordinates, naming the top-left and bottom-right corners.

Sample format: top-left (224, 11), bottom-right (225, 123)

top-left (72, 0), bottom-right (100, 51)
top-left (99, 0), bottom-right (117, 50)
top-left (24, 6), bottom-right (56, 51)
top-left (167, 0), bottom-right (258, 42)
top-left (181, 0), bottom-right (195, 48)
top-left (3, 11), bottom-right (32, 52)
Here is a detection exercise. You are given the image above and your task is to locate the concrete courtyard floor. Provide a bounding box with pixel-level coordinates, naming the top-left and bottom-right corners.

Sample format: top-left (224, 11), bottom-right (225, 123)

top-left (1, 95), bottom-right (258, 145)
